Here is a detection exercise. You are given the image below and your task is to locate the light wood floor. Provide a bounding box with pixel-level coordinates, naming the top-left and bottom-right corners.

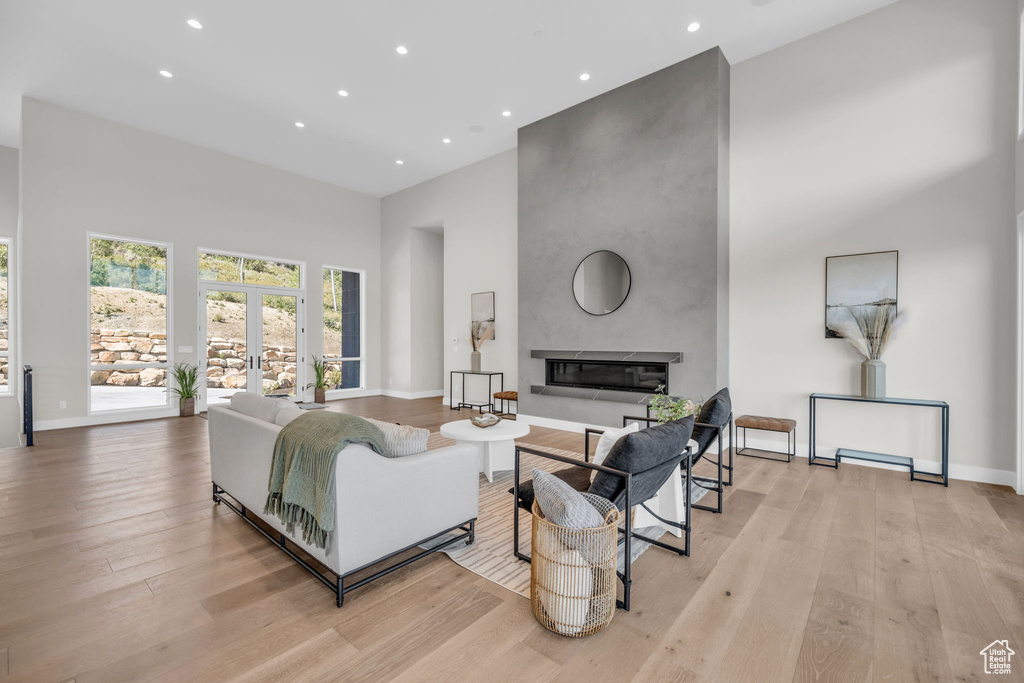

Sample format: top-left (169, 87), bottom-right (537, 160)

top-left (1, 396), bottom-right (1022, 682)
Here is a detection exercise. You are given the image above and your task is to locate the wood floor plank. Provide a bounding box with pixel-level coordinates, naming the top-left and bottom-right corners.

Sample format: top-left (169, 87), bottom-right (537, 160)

top-left (323, 583), bottom-right (501, 681)
top-left (871, 505), bottom-right (952, 682)
top-left (793, 586), bottom-right (873, 683)
top-left (388, 598), bottom-right (548, 683)
top-left (712, 538), bottom-right (825, 683)
top-left (73, 590), bottom-right (308, 683)
top-left (0, 396), bottom-right (1019, 682)
top-left (636, 504), bottom-right (794, 678)
top-left (228, 628), bottom-right (357, 683)
top-left (816, 485), bottom-right (876, 602)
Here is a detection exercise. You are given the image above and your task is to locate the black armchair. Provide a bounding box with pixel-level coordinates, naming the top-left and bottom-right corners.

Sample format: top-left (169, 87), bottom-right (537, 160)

top-left (511, 418), bottom-right (695, 611)
top-left (625, 387), bottom-right (734, 514)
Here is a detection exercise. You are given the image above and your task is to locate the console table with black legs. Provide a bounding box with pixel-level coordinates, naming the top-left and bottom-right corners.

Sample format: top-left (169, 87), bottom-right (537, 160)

top-left (808, 393), bottom-right (949, 486)
top-left (449, 370), bottom-right (503, 413)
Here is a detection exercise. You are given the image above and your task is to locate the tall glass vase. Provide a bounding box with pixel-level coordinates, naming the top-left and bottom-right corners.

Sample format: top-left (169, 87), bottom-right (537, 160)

top-left (861, 359), bottom-right (886, 399)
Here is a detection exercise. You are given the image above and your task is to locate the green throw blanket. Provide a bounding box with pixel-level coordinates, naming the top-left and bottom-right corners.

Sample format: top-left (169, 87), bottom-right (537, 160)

top-left (264, 411), bottom-right (389, 552)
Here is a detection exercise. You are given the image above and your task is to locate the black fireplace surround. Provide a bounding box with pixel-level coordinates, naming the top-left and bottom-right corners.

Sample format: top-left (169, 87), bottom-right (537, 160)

top-left (545, 359), bottom-right (668, 394)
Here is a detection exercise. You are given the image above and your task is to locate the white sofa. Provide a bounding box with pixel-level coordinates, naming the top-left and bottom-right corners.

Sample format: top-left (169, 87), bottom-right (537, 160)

top-left (208, 394), bottom-right (479, 604)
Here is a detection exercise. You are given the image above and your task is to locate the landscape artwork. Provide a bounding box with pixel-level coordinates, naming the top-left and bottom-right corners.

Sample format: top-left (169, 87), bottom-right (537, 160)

top-left (825, 251), bottom-right (898, 338)
top-left (471, 291), bottom-right (495, 341)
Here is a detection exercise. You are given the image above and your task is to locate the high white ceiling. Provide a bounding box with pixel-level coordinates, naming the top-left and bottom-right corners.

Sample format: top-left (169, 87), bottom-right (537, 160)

top-left (0, 0), bottom-right (896, 197)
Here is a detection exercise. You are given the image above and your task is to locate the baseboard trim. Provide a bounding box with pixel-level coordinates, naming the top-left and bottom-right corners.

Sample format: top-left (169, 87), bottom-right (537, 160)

top-left (324, 388), bottom-right (382, 400)
top-left (381, 389), bottom-right (444, 400)
top-left (37, 408), bottom-right (179, 431)
top-left (737, 434), bottom-right (1015, 488)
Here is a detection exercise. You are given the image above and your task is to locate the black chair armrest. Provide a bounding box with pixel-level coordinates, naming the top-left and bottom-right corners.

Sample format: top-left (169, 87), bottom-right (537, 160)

top-left (584, 427), bottom-right (605, 463)
top-left (622, 415), bottom-right (658, 427)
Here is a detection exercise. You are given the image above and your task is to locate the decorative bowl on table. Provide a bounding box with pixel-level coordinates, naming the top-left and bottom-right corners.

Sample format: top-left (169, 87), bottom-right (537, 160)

top-left (471, 413), bottom-right (502, 428)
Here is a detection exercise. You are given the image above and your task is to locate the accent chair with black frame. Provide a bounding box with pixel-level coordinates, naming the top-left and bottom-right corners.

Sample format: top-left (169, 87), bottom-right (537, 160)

top-left (626, 387), bottom-right (734, 515)
top-left (511, 417), bottom-right (696, 611)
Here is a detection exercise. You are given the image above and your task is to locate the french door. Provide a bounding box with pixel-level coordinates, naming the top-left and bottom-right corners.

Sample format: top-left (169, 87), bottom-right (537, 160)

top-left (199, 284), bottom-right (305, 409)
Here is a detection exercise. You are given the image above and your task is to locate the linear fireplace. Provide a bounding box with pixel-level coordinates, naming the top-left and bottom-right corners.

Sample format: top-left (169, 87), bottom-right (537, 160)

top-left (546, 360), bottom-right (668, 394)
top-left (529, 350), bottom-right (683, 405)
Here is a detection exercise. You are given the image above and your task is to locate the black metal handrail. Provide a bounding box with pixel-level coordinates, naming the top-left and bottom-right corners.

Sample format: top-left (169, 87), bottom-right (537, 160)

top-left (23, 365), bottom-right (33, 446)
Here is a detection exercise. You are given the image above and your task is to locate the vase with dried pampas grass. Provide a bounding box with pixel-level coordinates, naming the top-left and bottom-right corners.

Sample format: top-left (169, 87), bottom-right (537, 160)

top-left (470, 321), bottom-right (494, 372)
top-left (826, 302), bottom-right (905, 399)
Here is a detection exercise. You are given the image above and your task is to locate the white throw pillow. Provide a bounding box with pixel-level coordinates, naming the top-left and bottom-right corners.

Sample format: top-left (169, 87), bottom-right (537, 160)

top-left (230, 392), bottom-right (286, 423)
top-left (592, 422), bottom-right (640, 466)
top-left (365, 418), bottom-right (430, 457)
top-left (537, 547), bottom-right (594, 636)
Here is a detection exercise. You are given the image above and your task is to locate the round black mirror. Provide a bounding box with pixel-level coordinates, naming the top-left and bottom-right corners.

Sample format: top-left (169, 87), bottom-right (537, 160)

top-left (572, 250), bottom-right (631, 316)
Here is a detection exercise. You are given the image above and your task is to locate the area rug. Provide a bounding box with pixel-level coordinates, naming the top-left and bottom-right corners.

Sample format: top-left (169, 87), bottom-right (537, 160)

top-left (422, 433), bottom-right (708, 599)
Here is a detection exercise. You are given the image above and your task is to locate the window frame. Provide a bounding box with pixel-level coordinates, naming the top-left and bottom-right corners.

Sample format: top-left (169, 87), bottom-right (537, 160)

top-left (197, 247), bottom-right (305, 292)
top-left (0, 237), bottom-right (11, 398)
top-left (86, 233), bottom-right (174, 415)
top-left (322, 265), bottom-right (365, 391)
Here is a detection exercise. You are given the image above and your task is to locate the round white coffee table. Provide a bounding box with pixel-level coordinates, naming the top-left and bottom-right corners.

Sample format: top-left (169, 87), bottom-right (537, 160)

top-left (440, 419), bottom-right (531, 482)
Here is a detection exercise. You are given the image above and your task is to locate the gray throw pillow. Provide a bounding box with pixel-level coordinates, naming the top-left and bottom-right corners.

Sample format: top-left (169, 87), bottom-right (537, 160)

top-left (532, 469), bottom-right (605, 529)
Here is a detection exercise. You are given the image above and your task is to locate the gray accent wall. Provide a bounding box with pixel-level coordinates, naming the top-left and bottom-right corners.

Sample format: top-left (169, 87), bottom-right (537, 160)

top-left (518, 48), bottom-right (730, 427)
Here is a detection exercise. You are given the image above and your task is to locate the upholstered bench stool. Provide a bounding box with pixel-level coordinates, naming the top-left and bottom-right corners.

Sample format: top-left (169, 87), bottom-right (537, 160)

top-left (493, 390), bottom-right (518, 417)
top-left (735, 415), bottom-right (796, 463)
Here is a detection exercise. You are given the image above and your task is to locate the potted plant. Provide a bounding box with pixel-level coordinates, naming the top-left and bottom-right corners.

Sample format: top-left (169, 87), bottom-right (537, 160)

top-left (328, 369), bottom-right (343, 390)
top-left (306, 355), bottom-right (329, 404)
top-left (649, 385), bottom-right (701, 424)
top-left (171, 362), bottom-right (200, 417)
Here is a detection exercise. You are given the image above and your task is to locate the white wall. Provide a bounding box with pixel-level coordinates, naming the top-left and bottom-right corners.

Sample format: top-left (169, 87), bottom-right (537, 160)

top-left (20, 98), bottom-right (381, 428)
top-left (731, 0), bottom-right (1019, 482)
top-left (381, 149), bottom-right (517, 404)
top-left (0, 145), bottom-right (18, 445)
top-left (410, 228), bottom-right (444, 394)
top-left (1018, 0), bottom-right (1024, 214)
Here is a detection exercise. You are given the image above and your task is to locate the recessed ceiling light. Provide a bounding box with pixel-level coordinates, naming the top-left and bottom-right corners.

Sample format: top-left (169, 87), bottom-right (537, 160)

top-left (579, 73), bottom-right (590, 81)
top-left (295, 122), bottom-right (305, 128)
top-left (337, 90), bottom-right (349, 97)
top-left (187, 18), bottom-right (203, 29)
top-left (159, 70), bottom-right (173, 78)
top-left (687, 22), bottom-right (701, 32)
top-left (396, 160), bottom-right (404, 165)
top-left (442, 138), bottom-right (451, 144)
top-left (396, 46), bottom-right (408, 55)
top-left (502, 111), bottom-right (511, 117)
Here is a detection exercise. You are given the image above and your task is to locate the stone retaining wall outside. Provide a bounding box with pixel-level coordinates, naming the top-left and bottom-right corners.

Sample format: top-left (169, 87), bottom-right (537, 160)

top-left (89, 328), bottom-right (298, 393)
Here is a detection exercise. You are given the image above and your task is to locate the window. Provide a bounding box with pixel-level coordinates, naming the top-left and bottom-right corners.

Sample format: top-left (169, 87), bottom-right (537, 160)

top-left (322, 267), bottom-right (363, 389)
top-left (199, 251), bottom-right (301, 289)
top-left (89, 236), bottom-right (170, 412)
top-left (0, 240), bottom-right (9, 395)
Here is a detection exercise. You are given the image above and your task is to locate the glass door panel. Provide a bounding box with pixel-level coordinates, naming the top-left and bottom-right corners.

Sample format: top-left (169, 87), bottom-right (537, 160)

top-left (204, 289), bottom-right (247, 406)
top-left (261, 293), bottom-right (298, 397)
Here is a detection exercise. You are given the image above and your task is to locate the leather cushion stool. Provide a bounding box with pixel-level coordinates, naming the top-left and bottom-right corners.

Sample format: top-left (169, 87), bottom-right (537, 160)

top-left (735, 414), bottom-right (796, 463)
top-left (493, 390), bottom-right (518, 416)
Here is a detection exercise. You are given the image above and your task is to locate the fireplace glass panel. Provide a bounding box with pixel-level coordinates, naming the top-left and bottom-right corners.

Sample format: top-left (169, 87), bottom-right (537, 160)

top-left (546, 361), bottom-right (667, 394)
